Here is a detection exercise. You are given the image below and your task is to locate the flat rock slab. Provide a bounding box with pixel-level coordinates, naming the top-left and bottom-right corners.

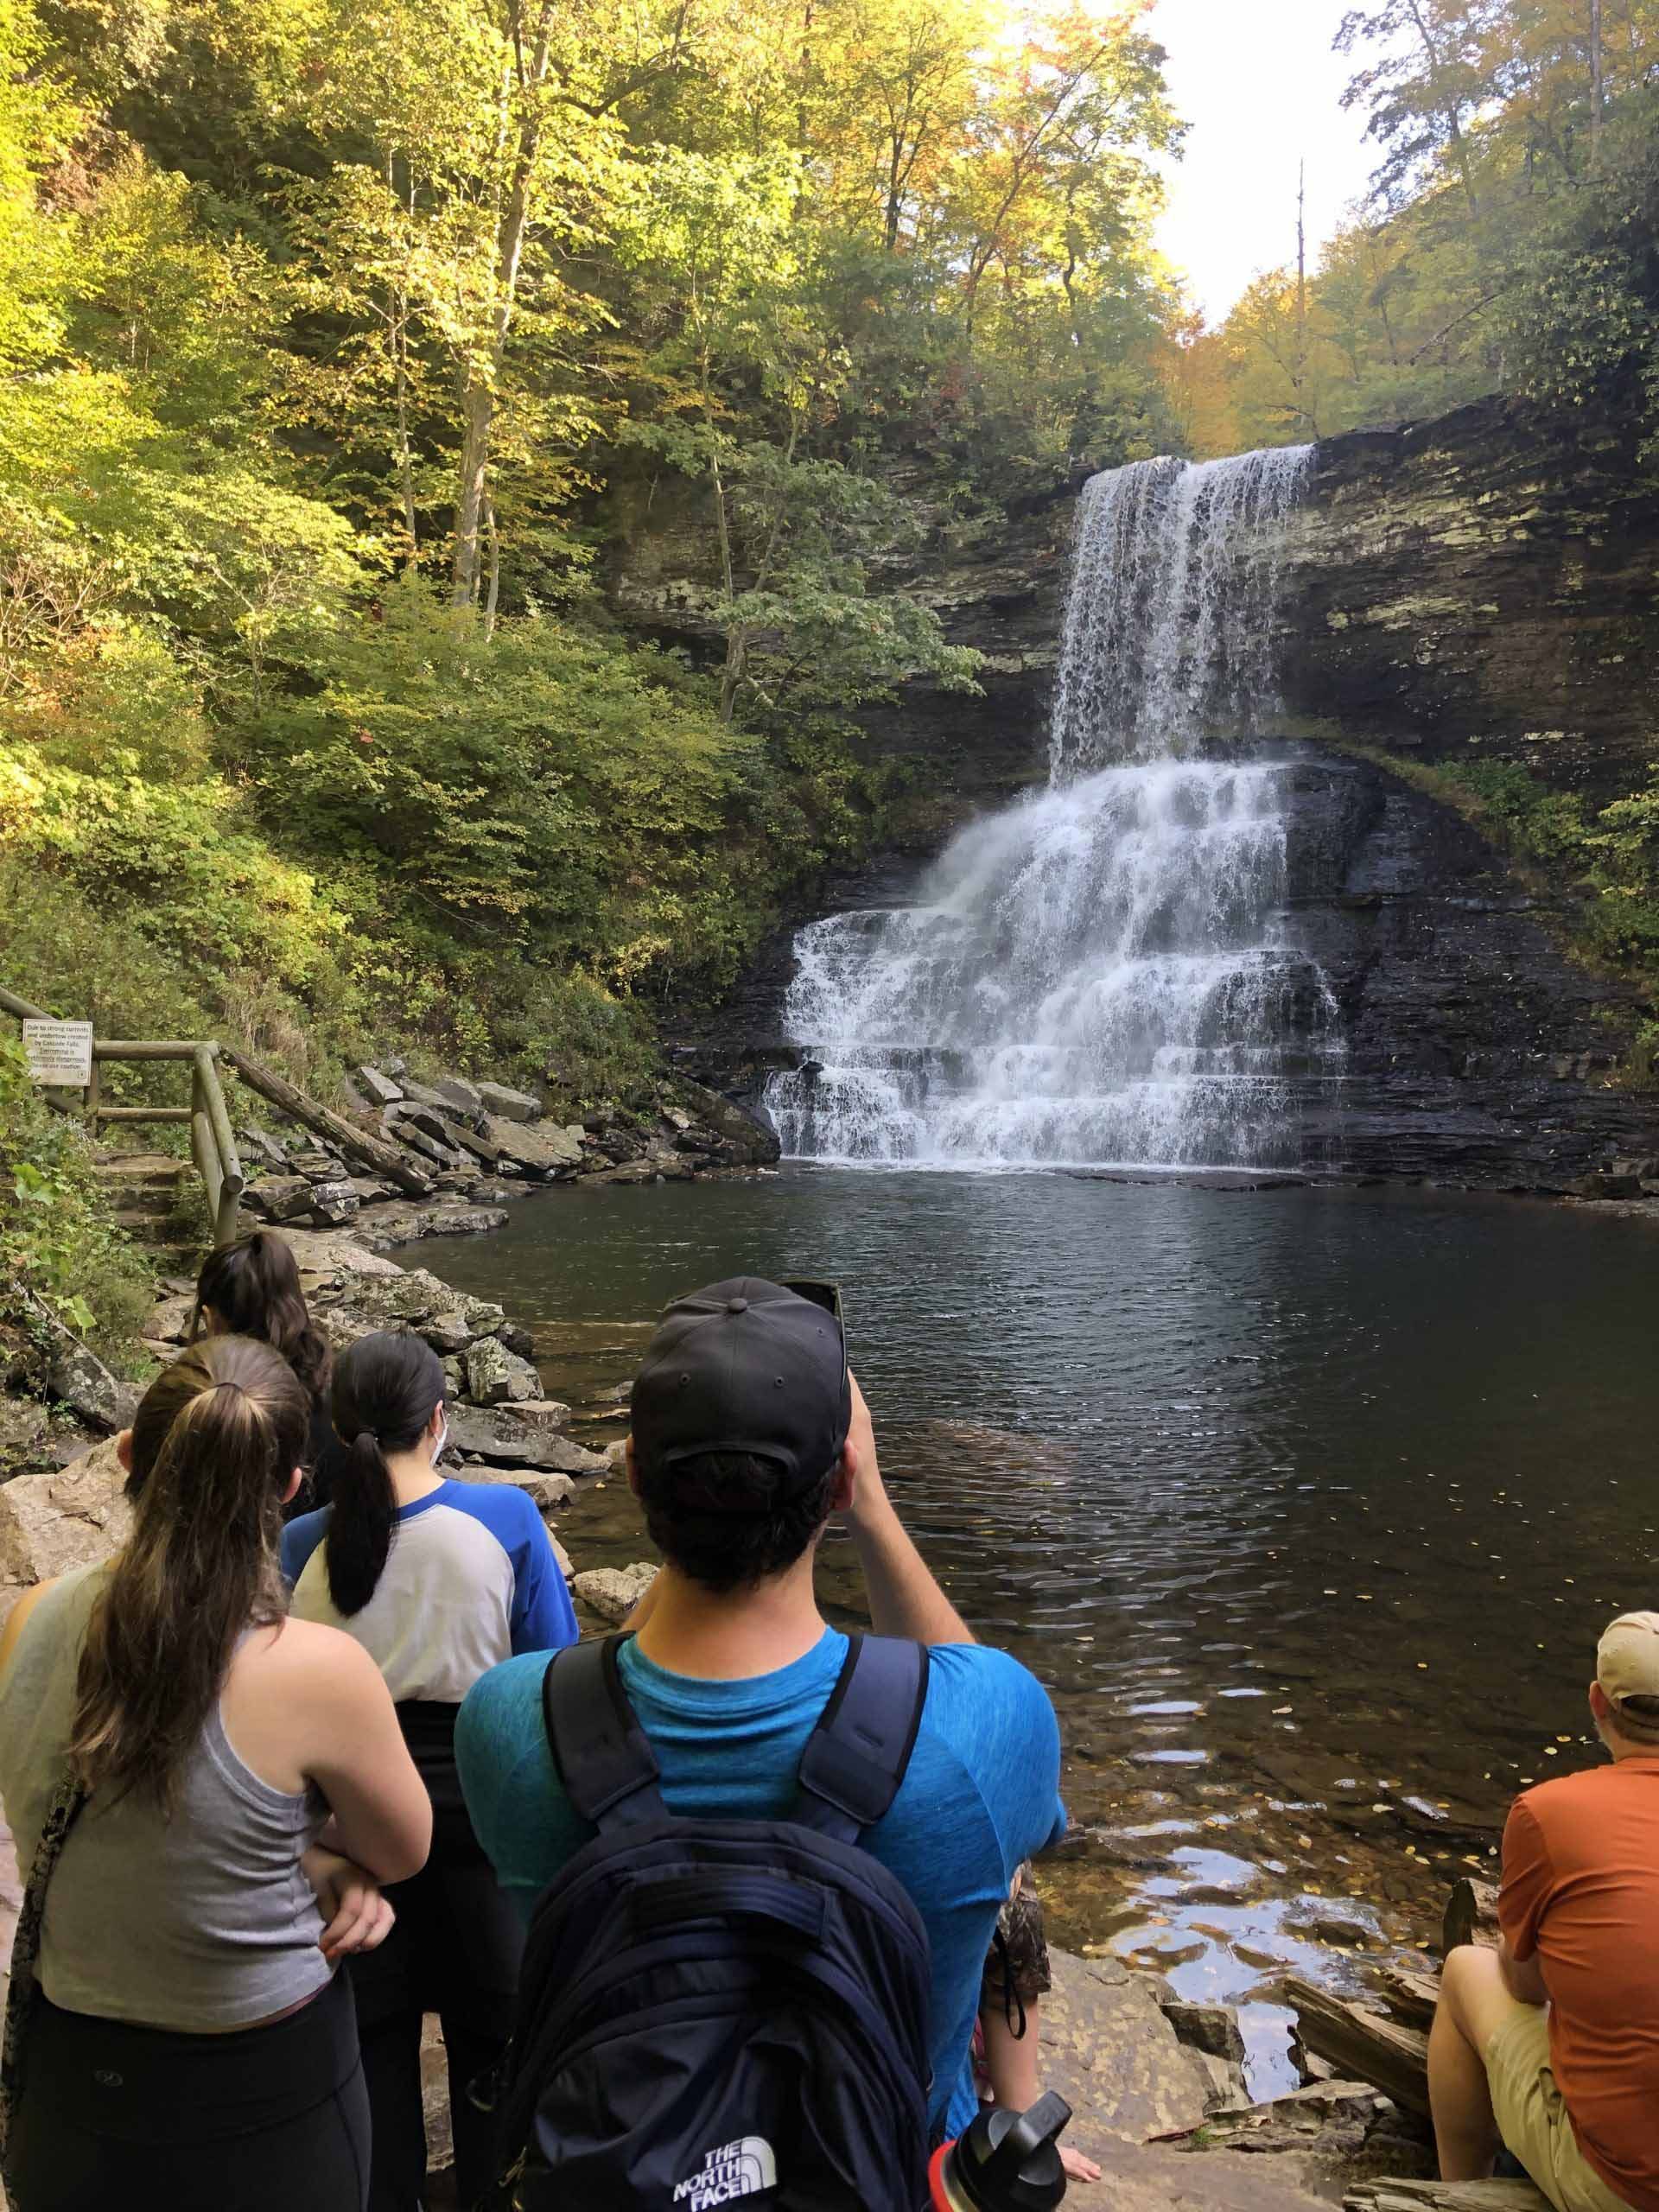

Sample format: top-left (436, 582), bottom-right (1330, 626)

top-left (1039, 1948), bottom-right (1213, 2148)
top-left (276, 1228), bottom-right (404, 1281)
top-left (1065, 1169), bottom-right (1309, 1192)
top-left (1033, 1950), bottom-right (1348, 2211)
top-left (0, 1440), bottom-right (130, 1624)
top-left (573, 1562), bottom-right (656, 1623)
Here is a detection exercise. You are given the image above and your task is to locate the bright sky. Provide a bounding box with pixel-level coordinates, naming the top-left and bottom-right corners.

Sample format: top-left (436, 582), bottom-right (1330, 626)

top-left (1147, 0), bottom-right (1382, 325)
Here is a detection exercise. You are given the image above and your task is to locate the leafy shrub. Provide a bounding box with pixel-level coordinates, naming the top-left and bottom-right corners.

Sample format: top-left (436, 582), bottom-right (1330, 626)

top-left (1436, 758), bottom-right (1659, 1046)
top-left (0, 1033), bottom-right (154, 1382)
top-left (1438, 760), bottom-right (1592, 868)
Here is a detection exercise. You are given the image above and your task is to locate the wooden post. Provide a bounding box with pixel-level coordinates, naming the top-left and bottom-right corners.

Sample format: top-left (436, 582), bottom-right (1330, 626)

top-left (190, 1061), bottom-right (223, 1230)
top-left (1442, 1877), bottom-right (1500, 1956)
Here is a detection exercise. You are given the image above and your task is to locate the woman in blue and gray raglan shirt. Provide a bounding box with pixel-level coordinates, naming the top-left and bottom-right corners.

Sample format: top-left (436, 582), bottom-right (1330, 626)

top-left (282, 1329), bottom-right (576, 2212)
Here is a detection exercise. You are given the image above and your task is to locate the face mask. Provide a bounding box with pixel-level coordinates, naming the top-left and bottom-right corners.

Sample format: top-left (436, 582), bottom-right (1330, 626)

top-left (432, 1414), bottom-right (449, 1465)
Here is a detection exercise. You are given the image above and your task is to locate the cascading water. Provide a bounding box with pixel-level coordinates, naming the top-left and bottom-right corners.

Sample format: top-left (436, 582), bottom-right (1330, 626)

top-left (765, 446), bottom-right (1343, 1168)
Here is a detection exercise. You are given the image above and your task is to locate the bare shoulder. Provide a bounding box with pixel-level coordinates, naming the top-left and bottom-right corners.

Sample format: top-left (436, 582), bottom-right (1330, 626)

top-left (245, 1615), bottom-right (385, 1707)
top-left (0, 1577), bottom-right (60, 1677)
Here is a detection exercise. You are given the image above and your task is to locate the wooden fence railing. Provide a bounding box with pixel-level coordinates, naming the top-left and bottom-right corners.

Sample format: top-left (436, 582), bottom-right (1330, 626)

top-left (1, 982), bottom-right (245, 1245)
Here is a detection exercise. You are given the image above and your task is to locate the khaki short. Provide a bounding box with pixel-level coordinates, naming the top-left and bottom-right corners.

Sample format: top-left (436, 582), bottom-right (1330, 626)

top-left (1485, 2006), bottom-right (1638, 2212)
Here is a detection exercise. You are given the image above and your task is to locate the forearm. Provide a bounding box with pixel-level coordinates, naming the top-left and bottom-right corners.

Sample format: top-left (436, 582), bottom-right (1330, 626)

top-left (979, 2000), bottom-right (1039, 2109)
top-left (1498, 1936), bottom-right (1548, 2007)
top-left (851, 1495), bottom-right (974, 1645)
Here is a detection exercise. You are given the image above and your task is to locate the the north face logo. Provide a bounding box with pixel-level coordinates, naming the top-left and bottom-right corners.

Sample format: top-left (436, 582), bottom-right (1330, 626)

top-left (671, 2136), bottom-right (778, 2208)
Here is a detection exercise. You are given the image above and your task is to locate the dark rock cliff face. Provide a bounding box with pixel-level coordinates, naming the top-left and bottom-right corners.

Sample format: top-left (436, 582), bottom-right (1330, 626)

top-left (1281, 756), bottom-right (1657, 1185)
top-left (1281, 396), bottom-right (1659, 801)
top-left (613, 400), bottom-right (1659, 1186)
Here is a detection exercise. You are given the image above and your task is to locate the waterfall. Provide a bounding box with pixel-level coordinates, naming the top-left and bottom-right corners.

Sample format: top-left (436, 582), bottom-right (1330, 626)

top-left (1049, 445), bottom-right (1313, 774)
top-left (765, 446), bottom-right (1342, 1170)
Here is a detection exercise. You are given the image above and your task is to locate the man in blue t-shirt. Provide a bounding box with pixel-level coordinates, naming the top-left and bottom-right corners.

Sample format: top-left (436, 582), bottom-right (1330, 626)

top-left (456, 1276), bottom-right (1065, 2144)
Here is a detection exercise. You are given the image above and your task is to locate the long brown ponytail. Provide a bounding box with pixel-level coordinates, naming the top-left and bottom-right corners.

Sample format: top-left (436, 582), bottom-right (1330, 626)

top-left (72, 1336), bottom-right (308, 1808)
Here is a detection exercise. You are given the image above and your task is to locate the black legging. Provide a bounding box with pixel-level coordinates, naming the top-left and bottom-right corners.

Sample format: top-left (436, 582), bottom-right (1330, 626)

top-left (350, 1853), bottom-right (524, 2211)
top-left (8, 1966), bottom-right (368, 2212)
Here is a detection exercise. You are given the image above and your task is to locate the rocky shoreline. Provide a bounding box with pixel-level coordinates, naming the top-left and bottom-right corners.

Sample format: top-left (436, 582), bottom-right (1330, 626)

top-left (229, 1059), bottom-right (780, 1255)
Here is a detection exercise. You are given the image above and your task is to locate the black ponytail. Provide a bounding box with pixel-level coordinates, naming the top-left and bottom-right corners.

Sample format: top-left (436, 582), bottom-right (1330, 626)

top-left (327, 1330), bottom-right (446, 1616)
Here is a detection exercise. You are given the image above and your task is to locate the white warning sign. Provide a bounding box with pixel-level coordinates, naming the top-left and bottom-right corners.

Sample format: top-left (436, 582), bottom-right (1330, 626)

top-left (22, 1020), bottom-right (93, 1089)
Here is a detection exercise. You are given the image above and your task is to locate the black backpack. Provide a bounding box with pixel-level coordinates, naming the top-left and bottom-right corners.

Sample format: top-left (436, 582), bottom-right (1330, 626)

top-left (487, 1630), bottom-right (937, 2210)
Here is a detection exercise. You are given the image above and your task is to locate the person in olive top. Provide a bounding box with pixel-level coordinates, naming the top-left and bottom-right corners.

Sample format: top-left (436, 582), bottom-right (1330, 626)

top-left (0, 1337), bottom-right (430, 2212)
top-left (1430, 1612), bottom-right (1659, 2211)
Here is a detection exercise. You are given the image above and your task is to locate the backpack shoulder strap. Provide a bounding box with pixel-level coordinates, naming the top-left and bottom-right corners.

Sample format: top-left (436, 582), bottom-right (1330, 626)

top-left (542, 1634), bottom-right (667, 1834)
top-left (795, 1634), bottom-right (930, 1844)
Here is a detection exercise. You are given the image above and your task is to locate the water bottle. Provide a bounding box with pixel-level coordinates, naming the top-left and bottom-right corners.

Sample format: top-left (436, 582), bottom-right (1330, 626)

top-left (927, 2093), bottom-right (1073, 2211)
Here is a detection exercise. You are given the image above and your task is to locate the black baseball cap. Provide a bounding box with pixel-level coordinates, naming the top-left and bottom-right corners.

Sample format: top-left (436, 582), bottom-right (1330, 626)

top-left (631, 1277), bottom-right (852, 1502)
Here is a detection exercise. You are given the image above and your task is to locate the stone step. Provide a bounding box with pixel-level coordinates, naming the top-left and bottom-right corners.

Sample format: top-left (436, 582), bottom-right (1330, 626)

top-left (95, 1158), bottom-right (191, 1206)
top-left (93, 1152), bottom-right (188, 1182)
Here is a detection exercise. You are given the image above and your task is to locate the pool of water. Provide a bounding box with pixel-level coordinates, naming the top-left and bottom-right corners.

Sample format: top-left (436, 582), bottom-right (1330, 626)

top-left (409, 1168), bottom-right (1659, 2094)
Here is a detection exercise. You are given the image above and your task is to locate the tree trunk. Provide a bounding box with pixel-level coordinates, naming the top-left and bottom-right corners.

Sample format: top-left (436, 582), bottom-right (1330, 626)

top-left (223, 1050), bottom-right (434, 1196)
top-left (450, 0), bottom-right (556, 607)
top-left (389, 151), bottom-right (418, 568)
top-left (702, 347), bottom-right (741, 723)
top-left (483, 496), bottom-right (502, 635)
top-left (1590, 0), bottom-right (1605, 165)
top-left (395, 317), bottom-right (418, 565)
top-left (1294, 158), bottom-right (1311, 434)
top-left (1406, 0), bottom-right (1481, 213)
top-left (452, 377), bottom-right (493, 605)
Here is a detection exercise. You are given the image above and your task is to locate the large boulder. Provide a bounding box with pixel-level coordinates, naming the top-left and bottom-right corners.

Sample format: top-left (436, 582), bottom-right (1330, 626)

top-left (356, 1065), bottom-right (404, 1107)
top-left (304, 1179), bottom-right (360, 1229)
top-left (0, 1397), bottom-right (53, 1480)
top-left (434, 1074), bottom-right (485, 1120)
top-left (48, 1345), bottom-right (138, 1434)
top-left (462, 1338), bottom-right (543, 1406)
top-left (239, 1122), bottom-right (288, 1168)
top-left (0, 1440), bottom-right (129, 1618)
top-left (455, 1465), bottom-right (578, 1516)
top-left (145, 1294), bottom-right (195, 1345)
top-left (572, 1562), bottom-right (657, 1624)
top-left (421, 1310), bottom-right (474, 1357)
top-left (275, 1229), bottom-right (404, 1283)
top-left (668, 1077), bottom-right (782, 1166)
top-left (244, 1174), bottom-right (317, 1224)
top-left (447, 1414), bottom-right (607, 1478)
top-left (485, 1117), bottom-right (583, 1177)
top-left (343, 1268), bottom-right (501, 1334)
top-left (477, 1080), bottom-right (542, 1123)
top-left (397, 1077), bottom-right (458, 1115)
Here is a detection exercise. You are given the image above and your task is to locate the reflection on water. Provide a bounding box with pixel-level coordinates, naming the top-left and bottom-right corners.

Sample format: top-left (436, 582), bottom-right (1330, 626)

top-left (410, 1168), bottom-right (1659, 2097)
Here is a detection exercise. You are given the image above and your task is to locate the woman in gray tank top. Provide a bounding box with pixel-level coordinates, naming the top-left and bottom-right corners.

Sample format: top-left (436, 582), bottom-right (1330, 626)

top-left (0, 1333), bottom-right (433, 2212)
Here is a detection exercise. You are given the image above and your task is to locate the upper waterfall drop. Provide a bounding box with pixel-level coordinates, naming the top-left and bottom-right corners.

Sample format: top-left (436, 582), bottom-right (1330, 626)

top-left (1050, 444), bottom-right (1313, 773)
top-left (765, 445), bottom-right (1340, 1170)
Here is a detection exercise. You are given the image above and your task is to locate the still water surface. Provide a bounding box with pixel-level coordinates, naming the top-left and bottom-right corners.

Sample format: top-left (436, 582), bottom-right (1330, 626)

top-left (412, 1170), bottom-right (1659, 2094)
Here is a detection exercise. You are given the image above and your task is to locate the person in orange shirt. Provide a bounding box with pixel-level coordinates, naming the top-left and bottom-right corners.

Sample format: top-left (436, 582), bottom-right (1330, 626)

top-left (1429, 1612), bottom-right (1659, 2212)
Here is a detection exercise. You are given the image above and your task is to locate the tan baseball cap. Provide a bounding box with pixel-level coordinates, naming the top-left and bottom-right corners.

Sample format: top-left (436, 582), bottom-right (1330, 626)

top-left (1597, 1613), bottom-right (1659, 1735)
